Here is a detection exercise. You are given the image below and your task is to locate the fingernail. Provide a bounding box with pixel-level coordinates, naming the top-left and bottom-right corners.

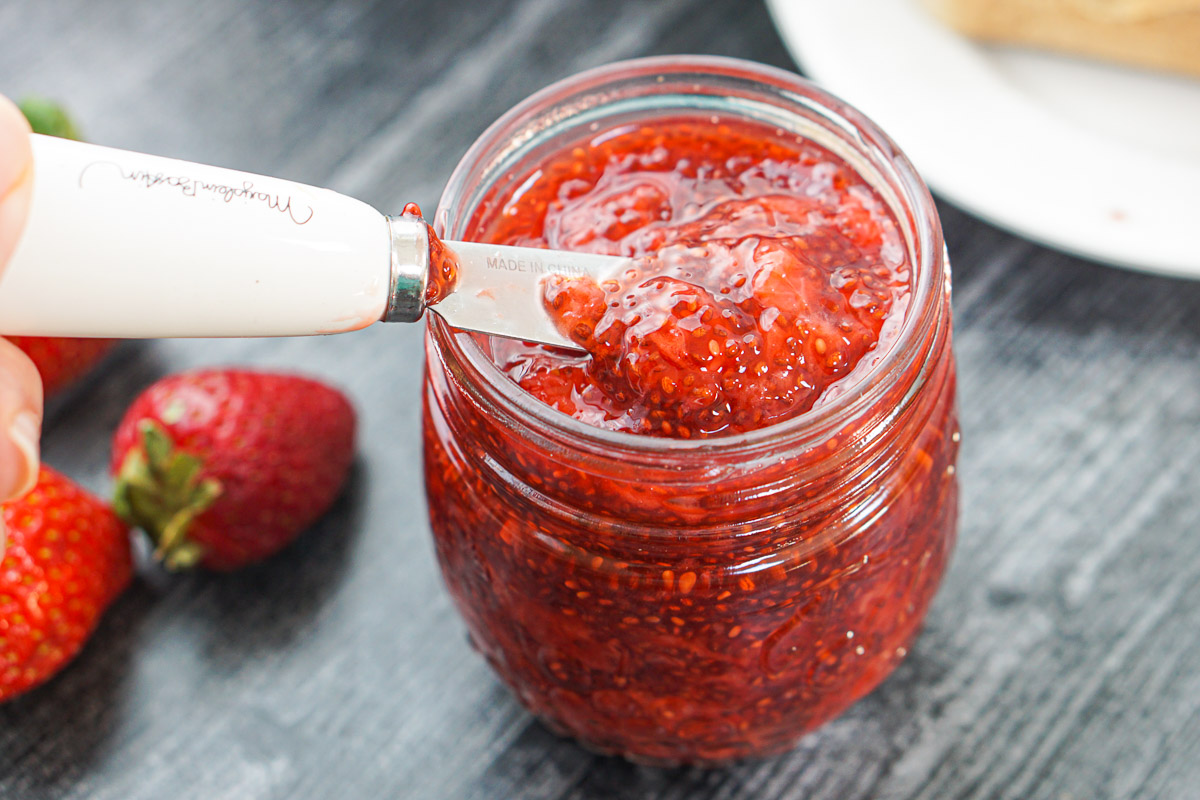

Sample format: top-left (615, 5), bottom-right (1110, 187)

top-left (0, 410), bottom-right (40, 502)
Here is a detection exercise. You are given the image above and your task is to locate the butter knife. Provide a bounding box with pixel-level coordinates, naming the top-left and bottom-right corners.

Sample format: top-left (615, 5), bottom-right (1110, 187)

top-left (0, 135), bottom-right (631, 349)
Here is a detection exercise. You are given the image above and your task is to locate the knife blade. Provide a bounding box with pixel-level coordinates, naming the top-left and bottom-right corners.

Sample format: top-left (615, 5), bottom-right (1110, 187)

top-left (428, 241), bottom-right (633, 350)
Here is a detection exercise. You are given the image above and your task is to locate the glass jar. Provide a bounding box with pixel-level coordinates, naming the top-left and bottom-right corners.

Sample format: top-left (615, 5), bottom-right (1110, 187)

top-left (423, 56), bottom-right (958, 765)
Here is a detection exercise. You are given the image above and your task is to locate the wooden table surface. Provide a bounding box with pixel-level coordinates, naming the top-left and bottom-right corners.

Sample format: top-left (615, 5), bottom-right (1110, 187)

top-left (3, 1), bottom-right (1199, 798)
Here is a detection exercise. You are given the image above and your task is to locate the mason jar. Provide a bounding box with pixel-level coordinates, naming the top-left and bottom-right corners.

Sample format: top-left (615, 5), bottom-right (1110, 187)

top-left (423, 55), bottom-right (958, 765)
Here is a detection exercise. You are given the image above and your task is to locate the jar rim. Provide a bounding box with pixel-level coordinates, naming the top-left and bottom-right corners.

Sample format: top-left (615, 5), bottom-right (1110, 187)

top-left (433, 54), bottom-right (946, 461)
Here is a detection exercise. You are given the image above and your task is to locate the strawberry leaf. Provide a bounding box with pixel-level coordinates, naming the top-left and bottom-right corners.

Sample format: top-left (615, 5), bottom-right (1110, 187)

top-left (113, 420), bottom-right (223, 571)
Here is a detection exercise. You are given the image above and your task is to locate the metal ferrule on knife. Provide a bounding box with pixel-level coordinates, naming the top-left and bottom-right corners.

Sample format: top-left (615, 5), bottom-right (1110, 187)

top-left (383, 215), bottom-right (430, 326)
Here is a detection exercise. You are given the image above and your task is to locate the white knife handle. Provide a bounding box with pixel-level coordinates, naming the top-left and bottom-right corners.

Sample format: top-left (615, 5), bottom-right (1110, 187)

top-left (0, 135), bottom-right (393, 338)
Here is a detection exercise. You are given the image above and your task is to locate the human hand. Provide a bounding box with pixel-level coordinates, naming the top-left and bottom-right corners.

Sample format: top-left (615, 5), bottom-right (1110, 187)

top-left (0, 96), bottom-right (44, 504)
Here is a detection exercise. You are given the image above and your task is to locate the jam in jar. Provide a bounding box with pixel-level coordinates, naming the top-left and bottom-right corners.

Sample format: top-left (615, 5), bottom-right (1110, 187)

top-left (423, 56), bottom-right (958, 764)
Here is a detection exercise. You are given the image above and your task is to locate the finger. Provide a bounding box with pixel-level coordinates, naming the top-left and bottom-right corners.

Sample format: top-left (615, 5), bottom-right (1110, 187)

top-left (0, 339), bottom-right (42, 503)
top-left (0, 95), bottom-right (34, 279)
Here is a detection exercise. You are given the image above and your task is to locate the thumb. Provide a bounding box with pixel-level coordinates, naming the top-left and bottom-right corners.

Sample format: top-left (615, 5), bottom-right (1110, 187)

top-left (0, 97), bottom-right (42, 509)
top-left (0, 96), bottom-right (33, 274)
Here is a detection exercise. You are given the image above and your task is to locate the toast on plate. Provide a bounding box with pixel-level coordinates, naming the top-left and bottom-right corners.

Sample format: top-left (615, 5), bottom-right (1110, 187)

top-left (921, 0), bottom-right (1200, 77)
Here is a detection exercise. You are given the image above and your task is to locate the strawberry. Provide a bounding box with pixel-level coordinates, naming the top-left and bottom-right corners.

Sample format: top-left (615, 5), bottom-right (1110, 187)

top-left (0, 467), bottom-right (132, 702)
top-left (7, 336), bottom-right (116, 397)
top-left (111, 370), bottom-right (356, 570)
top-left (13, 98), bottom-right (116, 396)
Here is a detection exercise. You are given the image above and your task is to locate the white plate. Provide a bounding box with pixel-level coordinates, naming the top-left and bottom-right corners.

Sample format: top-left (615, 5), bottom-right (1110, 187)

top-left (766, 0), bottom-right (1200, 278)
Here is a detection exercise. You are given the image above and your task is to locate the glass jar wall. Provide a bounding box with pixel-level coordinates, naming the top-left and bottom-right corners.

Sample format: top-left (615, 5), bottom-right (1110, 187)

top-left (423, 56), bottom-right (958, 765)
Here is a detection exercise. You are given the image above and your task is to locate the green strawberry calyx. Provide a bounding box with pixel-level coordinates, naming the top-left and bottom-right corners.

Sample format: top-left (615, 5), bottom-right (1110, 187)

top-left (113, 420), bottom-right (222, 570)
top-left (18, 97), bottom-right (83, 140)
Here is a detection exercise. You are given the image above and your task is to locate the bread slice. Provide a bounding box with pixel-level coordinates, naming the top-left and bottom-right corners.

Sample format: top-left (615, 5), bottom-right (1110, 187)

top-left (922, 0), bottom-right (1200, 77)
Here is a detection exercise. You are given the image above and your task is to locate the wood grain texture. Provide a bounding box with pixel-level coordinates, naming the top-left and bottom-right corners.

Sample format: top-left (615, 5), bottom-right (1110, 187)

top-left (2, 0), bottom-right (1199, 798)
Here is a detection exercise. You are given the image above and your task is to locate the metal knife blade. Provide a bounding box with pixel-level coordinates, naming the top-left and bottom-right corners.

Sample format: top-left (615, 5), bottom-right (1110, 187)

top-left (428, 241), bottom-right (634, 350)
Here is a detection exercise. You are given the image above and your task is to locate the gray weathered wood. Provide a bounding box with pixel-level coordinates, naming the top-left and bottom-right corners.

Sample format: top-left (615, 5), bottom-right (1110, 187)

top-left (2, 0), bottom-right (1199, 797)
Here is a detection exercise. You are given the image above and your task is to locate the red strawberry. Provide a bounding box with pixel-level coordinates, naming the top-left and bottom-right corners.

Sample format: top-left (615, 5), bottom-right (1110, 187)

top-left (111, 370), bottom-right (356, 570)
top-left (13, 99), bottom-right (117, 396)
top-left (7, 336), bottom-right (116, 397)
top-left (0, 467), bottom-right (133, 702)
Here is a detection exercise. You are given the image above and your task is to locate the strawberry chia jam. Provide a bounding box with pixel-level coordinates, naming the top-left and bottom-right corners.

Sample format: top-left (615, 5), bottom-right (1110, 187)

top-left (422, 57), bottom-right (958, 764)
top-left (492, 120), bottom-right (909, 438)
